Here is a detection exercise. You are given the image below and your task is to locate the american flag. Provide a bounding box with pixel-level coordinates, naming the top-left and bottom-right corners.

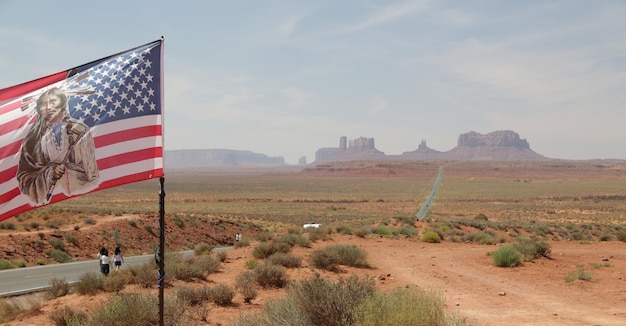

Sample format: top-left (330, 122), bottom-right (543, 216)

top-left (0, 39), bottom-right (163, 222)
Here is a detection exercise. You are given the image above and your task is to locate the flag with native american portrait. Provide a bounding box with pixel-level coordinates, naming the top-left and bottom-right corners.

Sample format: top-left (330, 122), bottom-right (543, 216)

top-left (0, 39), bottom-right (164, 222)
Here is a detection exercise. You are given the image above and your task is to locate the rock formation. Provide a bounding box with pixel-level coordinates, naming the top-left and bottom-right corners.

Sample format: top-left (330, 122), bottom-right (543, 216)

top-left (164, 149), bottom-right (284, 168)
top-left (315, 136), bottom-right (384, 162)
top-left (316, 130), bottom-right (547, 163)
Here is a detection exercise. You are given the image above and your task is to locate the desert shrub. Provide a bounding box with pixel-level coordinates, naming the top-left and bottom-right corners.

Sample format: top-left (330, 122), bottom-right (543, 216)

top-left (103, 272), bottom-right (128, 293)
top-left (10, 259), bottom-right (26, 268)
top-left (236, 271), bottom-right (258, 304)
top-left (48, 238), bottom-right (65, 251)
top-left (374, 225), bottom-right (393, 236)
top-left (49, 306), bottom-right (88, 326)
top-left (234, 237), bottom-right (251, 248)
top-left (617, 231), bottom-right (626, 242)
top-left (353, 286), bottom-right (447, 326)
top-left (128, 262), bottom-right (158, 288)
top-left (45, 219), bottom-right (63, 229)
top-left (216, 250), bottom-right (228, 262)
top-left (397, 226), bottom-right (418, 237)
top-left (276, 233), bottom-right (311, 248)
top-left (309, 247), bottom-right (341, 272)
top-left (84, 217), bottom-right (96, 225)
top-left (47, 278), bottom-right (71, 299)
top-left (194, 242), bottom-right (214, 255)
top-left (192, 254), bottom-right (221, 275)
top-left (46, 249), bottom-right (72, 263)
top-left (289, 273), bottom-right (376, 326)
top-left (245, 259), bottom-right (260, 269)
top-left (173, 216), bottom-right (185, 228)
top-left (255, 231), bottom-right (274, 242)
top-left (211, 283), bottom-right (235, 306)
top-left (89, 293), bottom-right (160, 326)
top-left (0, 222), bottom-right (16, 230)
top-left (0, 259), bottom-right (15, 270)
top-left (421, 231), bottom-right (441, 243)
top-left (254, 263), bottom-right (289, 288)
top-left (310, 244), bottom-right (370, 272)
top-left (564, 265), bottom-right (596, 283)
top-left (233, 296), bottom-right (309, 326)
top-left (354, 227), bottom-right (371, 238)
top-left (512, 237), bottom-right (551, 261)
top-left (267, 252), bottom-right (302, 268)
top-left (0, 294), bottom-right (43, 323)
top-left (463, 232), bottom-right (496, 245)
top-left (167, 258), bottom-right (202, 282)
top-left (175, 285), bottom-right (212, 306)
top-left (492, 245), bottom-right (522, 267)
top-left (126, 219), bottom-right (137, 228)
top-left (75, 272), bottom-right (104, 295)
top-left (335, 224), bottom-right (355, 235)
top-left (64, 235), bottom-right (78, 247)
top-left (252, 241), bottom-right (291, 259)
top-left (308, 227), bottom-right (332, 242)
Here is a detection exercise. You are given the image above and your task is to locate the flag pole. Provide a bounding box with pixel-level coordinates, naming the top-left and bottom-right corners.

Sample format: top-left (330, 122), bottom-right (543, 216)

top-left (158, 176), bottom-right (165, 326)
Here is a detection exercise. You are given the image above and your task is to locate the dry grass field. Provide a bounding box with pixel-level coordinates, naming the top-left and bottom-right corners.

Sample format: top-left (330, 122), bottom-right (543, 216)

top-left (1, 160), bottom-right (625, 325)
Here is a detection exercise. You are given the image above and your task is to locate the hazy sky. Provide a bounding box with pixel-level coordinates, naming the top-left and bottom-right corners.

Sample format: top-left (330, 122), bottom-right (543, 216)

top-left (1, 1), bottom-right (625, 164)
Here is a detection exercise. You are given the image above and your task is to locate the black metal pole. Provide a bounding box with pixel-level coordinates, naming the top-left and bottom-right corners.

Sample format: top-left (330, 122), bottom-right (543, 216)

top-left (158, 176), bottom-right (165, 326)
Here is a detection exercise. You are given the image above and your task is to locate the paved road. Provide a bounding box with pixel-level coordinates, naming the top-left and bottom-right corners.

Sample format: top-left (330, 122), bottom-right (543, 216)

top-left (416, 165), bottom-right (444, 220)
top-left (0, 248), bottom-right (231, 297)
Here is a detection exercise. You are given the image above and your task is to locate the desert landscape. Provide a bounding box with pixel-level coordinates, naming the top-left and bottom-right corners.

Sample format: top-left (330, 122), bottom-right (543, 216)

top-left (1, 160), bottom-right (625, 325)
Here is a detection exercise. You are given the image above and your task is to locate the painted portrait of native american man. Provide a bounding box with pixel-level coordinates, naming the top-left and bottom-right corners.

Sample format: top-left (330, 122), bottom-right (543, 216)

top-left (17, 86), bottom-right (100, 205)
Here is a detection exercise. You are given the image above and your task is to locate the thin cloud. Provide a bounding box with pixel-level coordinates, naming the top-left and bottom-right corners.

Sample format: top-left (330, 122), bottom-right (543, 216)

top-left (337, 0), bottom-right (429, 34)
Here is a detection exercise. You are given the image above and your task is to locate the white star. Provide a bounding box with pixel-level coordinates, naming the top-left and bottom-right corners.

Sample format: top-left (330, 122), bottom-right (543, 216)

top-left (147, 88), bottom-right (155, 96)
top-left (122, 106), bottom-right (131, 114)
top-left (107, 109), bottom-right (116, 117)
top-left (113, 99), bottom-right (123, 109)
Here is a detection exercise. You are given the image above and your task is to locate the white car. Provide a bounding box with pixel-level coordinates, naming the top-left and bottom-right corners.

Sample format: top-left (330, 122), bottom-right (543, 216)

top-left (303, 222), bottom-right (322, 229)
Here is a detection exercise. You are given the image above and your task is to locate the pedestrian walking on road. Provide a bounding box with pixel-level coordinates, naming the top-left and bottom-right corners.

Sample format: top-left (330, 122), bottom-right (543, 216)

top-left (99, 247), bottom-right (111, 276)
top-left (113, 247), bottom-right (124, 271)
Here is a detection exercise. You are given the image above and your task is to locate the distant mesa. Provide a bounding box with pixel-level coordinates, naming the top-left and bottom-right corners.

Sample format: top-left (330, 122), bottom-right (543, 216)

top-left (315, 136), bottom-right (385, 162)
top-left (163, 130), bottom-right (549, 169)
top-left (315, 130), bottom-right (547, 163)
top-left (164, 149), bottom-right (284, 169)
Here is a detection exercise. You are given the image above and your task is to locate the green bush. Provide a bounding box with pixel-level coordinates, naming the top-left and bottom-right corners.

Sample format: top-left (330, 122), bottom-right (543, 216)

top-left (49, 306), bottom-right (88, 326)
top-left (421, 231), bottom-right (441, 243)
top-left (0, 259), bottom-right (15, 270)
top-left (492, 245), bottom-right (522, 267)
top-left (210, 283), bottom-right (235, 307)
top-left (234, 237), bottom-right (251, 248)
top-left (89, 293), bottom-right (161, 325)
top-left (244, 259), bottom-right (260, 270)
top-left (397, 226), bottom-right (418, 237)
top-left (127, 263), bottom-right (158, 288)
top-left (564, 265), bottom-right (596, 283)
top-left (75, 272), bottom-right (104, 295)
top-left (47, 278), bottom-right (71, 299)
top-left (193, 242), bottom-right (214, 256)
top-left (103, 272), bottom-right (128, 293)
top-left (310, 244), bottom-right (370, 272)
top-left (252, 241), bottom-right (291, 259)
top-left (289, 273), bottom-right (376, 326)
top-left (353, 286), bottom-right (448, 326)
top-left (254, 263), bottom-right (289, 288)
top-left (175, 285), bottom-right (212, 306)
top-left (512, 238), bottom-right (551, 261)
top-left (308, 227), bottom-right (332, 242)
top-left (236, 271), bottom-right (258, 304)
top-left (276, 233), bottom-right (311, 248)
top-left (48, 238), bottom-right (65, 251)
top-left (267, 253), bottom-right (302, 268)
top-left (46, 249), bottom-right (73, 263)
